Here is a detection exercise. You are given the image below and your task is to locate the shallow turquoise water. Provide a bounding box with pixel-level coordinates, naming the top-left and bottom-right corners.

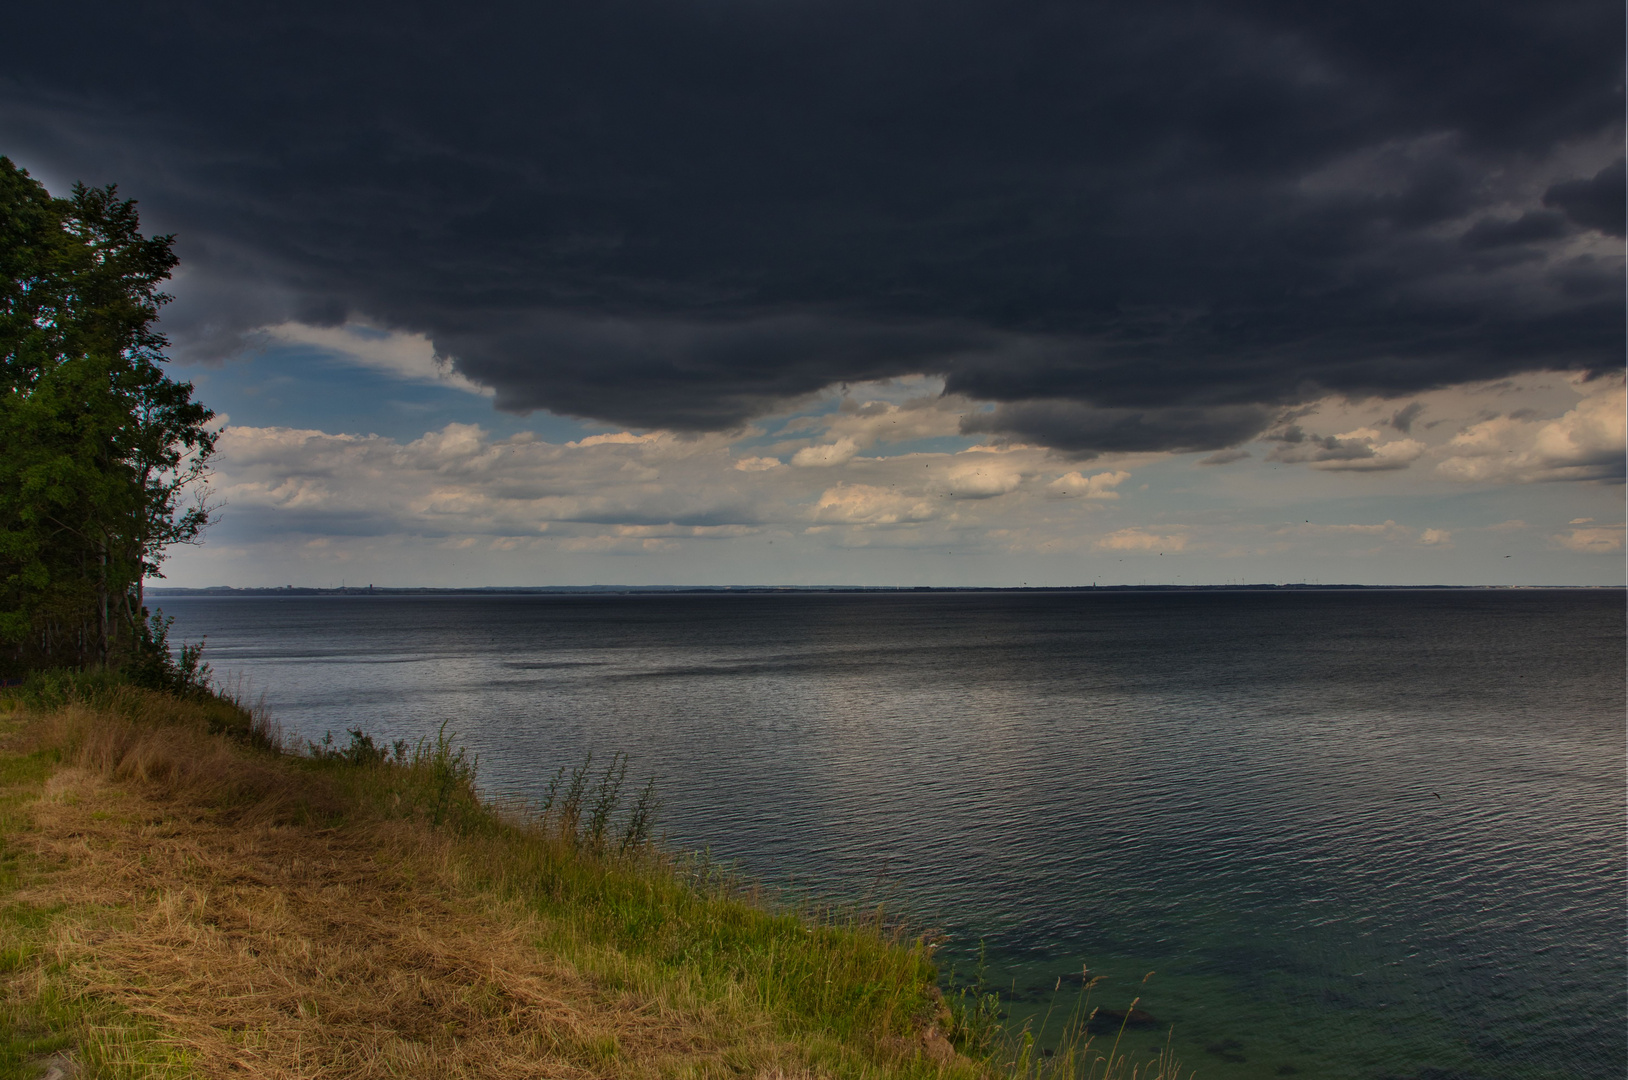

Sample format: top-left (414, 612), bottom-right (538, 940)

top-left (163, 589), bottom-right (1625, 1079)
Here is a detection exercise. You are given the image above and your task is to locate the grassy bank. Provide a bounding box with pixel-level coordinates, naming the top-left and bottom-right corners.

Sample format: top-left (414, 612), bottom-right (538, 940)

top-left (0, 680), bottom-right (1188, 1080)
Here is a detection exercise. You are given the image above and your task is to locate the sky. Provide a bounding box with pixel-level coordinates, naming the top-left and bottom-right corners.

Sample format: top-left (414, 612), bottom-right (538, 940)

top-left (3, 0), bottom-right (1623, 587)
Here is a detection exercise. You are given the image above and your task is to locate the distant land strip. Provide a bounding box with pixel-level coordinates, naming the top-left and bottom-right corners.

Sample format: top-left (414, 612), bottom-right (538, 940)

top-left (146, 584), bottom-right (1614, 597)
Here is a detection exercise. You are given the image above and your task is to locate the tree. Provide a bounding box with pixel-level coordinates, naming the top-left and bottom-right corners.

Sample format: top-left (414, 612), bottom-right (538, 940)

top-left (0, 156), bottom-right (215, 670)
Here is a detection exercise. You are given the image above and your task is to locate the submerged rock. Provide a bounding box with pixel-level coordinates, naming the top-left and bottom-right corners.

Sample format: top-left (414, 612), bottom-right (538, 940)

top-left (1090, 1007), bottom-right (1160, 1029)
top-left (1204, 1038), bottom-right (1247, 1063)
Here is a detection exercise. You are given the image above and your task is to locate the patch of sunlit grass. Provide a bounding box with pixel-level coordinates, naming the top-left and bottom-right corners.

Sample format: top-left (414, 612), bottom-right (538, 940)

top-left (0, 684), bottom-right (977, 1078)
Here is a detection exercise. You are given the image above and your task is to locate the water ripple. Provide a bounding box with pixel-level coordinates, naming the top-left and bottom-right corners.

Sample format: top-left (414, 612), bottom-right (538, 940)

top-left (164, 590), bottom-right (1625, 1080)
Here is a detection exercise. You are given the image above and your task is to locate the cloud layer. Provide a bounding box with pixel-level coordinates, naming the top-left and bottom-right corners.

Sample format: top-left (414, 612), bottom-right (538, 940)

top-left (206, 418), bottom-right (1135, 550)
top-left (2, 0), bottom-right (1621, 456)
top-left (1436, 378), bottom-right (1626, 483)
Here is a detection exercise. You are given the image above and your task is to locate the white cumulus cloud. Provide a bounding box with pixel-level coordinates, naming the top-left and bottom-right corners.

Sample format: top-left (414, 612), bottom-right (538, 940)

top-left (1095, 528), bottom-right (1187, 552)
top-left (1047, 470), bottom-right (1130, 498)
top-left (258, 321), bottom-right (492, 395)
top-left (938, 457), bottom-right (1027, 499)
top-left (1552, 525), bottom-right (1624, 553)
top-left (1437, 377), bottom-right (1626, 483)
top-left (791, 437), bottom-right (861, 467)
top-left (812, 484), bottom-right (937, 524)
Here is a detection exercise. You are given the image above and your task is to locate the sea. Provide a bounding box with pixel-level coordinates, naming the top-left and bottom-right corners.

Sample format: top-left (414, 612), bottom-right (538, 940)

top-left (159, 588), bottom-right (1625, 1080)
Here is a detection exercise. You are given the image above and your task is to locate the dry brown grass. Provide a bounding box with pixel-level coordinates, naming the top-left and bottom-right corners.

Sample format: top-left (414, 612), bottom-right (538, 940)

top-left (0, 692), bottom-right (972, 1080)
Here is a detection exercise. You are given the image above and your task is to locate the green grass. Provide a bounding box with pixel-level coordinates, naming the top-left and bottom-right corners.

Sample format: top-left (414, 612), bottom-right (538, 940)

top-left (0, 680), bottom-right (974, 1078)
top-left (0, 675), bottom-right (1191, 1079)
top-left (0, 697), bottom-right (202, 1080)
top-left (300, 724), bottom-right (959, 1059)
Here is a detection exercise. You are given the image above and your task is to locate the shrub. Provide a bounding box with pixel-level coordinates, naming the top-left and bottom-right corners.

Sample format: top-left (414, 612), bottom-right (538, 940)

top-left (125, 609), bottom-right (212, 699)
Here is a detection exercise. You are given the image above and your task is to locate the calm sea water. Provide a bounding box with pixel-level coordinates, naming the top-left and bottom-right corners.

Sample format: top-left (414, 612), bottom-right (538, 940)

top-left (160, 589), bottom-right (1625, 1080)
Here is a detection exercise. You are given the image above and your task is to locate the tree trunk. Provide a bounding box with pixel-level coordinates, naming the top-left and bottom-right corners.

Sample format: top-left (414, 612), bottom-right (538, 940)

top-left (98, 544), bottom-right (110, 668)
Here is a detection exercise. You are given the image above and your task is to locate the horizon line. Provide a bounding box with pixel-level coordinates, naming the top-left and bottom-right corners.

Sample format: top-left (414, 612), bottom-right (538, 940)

top-left (145, 583), bottom-right (1623, 595)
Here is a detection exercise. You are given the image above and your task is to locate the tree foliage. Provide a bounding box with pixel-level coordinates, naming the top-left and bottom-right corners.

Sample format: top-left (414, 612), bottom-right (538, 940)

top-left (0, 156), bottom-right (215, 670)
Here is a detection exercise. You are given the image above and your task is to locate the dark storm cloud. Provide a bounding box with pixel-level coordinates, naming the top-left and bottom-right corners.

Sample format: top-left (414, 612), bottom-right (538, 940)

top-left (432, 312), bottom-right (987, 430)
top-left (1543, 158), bottom-right (1627, 237)
top-left (1388, 401), bottom-right (1425, 434)
top-left (963, 401), bottom-right (1276, 457)
top-left (1460, 211), bottom-right (1569, 250)
top-left (2, 0), bottom-right (1622, 452)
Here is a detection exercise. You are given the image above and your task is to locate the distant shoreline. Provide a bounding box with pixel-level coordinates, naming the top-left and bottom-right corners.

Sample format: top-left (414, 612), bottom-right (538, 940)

top-left (147, 583), bottom-right (1620, 597)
